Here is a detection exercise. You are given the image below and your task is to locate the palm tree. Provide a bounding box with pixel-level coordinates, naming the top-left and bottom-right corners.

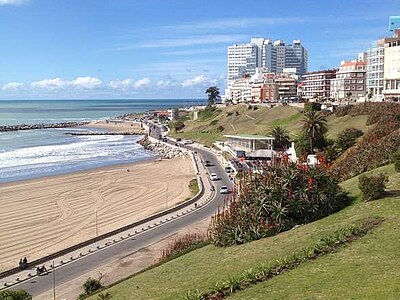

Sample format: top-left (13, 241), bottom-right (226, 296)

top-left (270, 126), bottom-right (290, 150)
top-left (300, 111), bottom-right (328, 154)
top-left (205, 86), bottom-right (221, 107)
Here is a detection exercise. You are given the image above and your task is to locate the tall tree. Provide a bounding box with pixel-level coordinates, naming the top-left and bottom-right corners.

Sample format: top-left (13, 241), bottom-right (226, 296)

top-left (205, 86), bottom-right (221, 107)
top-left (300, 111), bottom-right (328, 154)
top-left (270, 126), bottom-right (290, 150)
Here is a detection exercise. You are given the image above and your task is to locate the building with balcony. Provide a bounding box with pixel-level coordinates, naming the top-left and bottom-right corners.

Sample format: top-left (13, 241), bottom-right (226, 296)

top-left (330, 59), bottom-right (366, 102)
top-left (383, 29), bottom-right (400, 101)
top-left (366, 39), bottom-right (385, 101)
top-left (301, 69), bottom-right (337, 100)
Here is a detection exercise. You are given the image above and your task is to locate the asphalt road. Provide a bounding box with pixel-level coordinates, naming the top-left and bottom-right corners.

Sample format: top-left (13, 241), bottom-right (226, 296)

top-left (12, 144), bottom-right (232, 297)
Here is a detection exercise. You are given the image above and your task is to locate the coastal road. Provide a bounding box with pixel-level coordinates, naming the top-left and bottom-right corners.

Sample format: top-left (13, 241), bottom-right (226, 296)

top-left (10, 146), bottom-right (232, 298)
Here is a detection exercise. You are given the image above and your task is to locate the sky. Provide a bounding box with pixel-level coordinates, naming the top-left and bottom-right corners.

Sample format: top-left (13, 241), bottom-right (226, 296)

top-left (0, 0), bottom-right (398, 100)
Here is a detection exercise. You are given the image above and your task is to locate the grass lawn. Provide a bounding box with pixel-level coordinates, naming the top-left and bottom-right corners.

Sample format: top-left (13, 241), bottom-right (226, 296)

top-left (87, 165), bottom-right (400, 300)
top-left (170, 105), bottom-right (371, 146)
top-left (228, 164), bottom-right (400, 300)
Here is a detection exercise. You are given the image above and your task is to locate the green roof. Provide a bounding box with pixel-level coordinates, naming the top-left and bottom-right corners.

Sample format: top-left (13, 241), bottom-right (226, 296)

top-left (224, 134), bottom-right (274, 140)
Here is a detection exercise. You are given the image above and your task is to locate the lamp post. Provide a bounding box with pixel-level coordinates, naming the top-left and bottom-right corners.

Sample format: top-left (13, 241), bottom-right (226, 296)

top-left (165, 186), bottom-right (168, 210)
top-left (95, 208), bottom-right (98, 237)
top-left (52, 259), bottom-right (56, 300)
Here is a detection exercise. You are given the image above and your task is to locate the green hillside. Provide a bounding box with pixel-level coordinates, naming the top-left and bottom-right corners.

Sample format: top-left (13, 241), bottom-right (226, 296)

top-left (170, 105), bottom-right (370, 146)
top-left (86, 164), bottom-right (400, 300)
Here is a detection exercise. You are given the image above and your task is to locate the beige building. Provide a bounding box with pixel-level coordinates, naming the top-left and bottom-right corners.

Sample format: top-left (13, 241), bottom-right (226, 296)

top-left (301, 69), bottom-right (337, 100)
top-left (330, 60), bottom-right (366, 102)
top-left (383, 29), bottom-right (400, 101)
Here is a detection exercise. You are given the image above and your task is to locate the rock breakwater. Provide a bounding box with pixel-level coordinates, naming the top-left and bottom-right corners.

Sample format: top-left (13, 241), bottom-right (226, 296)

top-left (0, 121), bottom-right (90, 132)
top-left (138, 135), bottom-right (187, 159)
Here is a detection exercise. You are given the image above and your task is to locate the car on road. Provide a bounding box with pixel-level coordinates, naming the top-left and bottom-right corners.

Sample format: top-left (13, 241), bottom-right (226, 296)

top-left (182, 139), bottom-right (193, 145)
top-left (210, 173), bottom-right (218, 181)
top-left (225, 166), bottom-right (233, 173)
top-left (220, 186), bottom-right (229, 194)
top-left (204, 160), bottom-right (212, 167)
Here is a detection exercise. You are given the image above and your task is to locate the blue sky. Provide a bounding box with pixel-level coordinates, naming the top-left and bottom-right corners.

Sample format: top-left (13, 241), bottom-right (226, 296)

top-left (0, 0), bottom-right (398, 99)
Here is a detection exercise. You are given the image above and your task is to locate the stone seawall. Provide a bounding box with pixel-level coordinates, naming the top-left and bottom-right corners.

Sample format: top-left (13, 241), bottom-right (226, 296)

top-left (0, 121), bottom-right (91, 132)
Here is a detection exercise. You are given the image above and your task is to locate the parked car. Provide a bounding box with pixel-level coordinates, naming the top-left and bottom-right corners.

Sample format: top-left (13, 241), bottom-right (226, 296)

top-left (210, 173), bottom-right (218, 181)
top-left (225, 166), bottom-right (232, 173)
top-left (204, 160), bottom-right (212, 167)
top-left (183, 139), bottom-right (193, 145)
top-left (220, 186), bottom-right (229, 194)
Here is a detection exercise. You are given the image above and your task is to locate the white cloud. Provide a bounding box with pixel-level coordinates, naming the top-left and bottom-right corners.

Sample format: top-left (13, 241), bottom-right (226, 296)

top-left (157, 78), bottom-right (179, 88)
top-left (71, 76), bottom-right (102, 89)
top-left (134, 77), bottom-right (150, 88)
top-left (108, 77), bottom-right (150, 90)
top-left (181, 75), bottom-right (216, 88)
top-left (2, 82), bottom-right (23, 91)
top-left (0, 0), bottom-right (28, 5)
top-left (31, 77), bottom-right (102, 90)
top-left (31, 78), bottom-right (67, 89)
top-left (160, 17), bottom-right (305, 32)
top-left (139, 34), bottom-right (248, 49)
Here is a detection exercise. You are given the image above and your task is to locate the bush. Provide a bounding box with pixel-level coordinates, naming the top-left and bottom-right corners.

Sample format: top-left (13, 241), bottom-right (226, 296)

top-left (226, 112), bottom-right (233, 117)
top-left (210, 162), bottom-right (350, 246)
top-left (336, 128), bottom-right (364, 151)
top-left (253, 106), bottom-right (259, 110)
top-left (304, 102), bottom-right (321, 112)
top-left (358, 173), bottom-right (388, 201)
top-left (210, 119), bottom-right (219, 126)
top-left (0, 290), bottom-right (32, 300)
top-left (216, 125), bottom-right (225, 132)
top-left (393, 149), bottom-right (400, 172)
top-left (79, 273), bottom-right (104, 299)
top-left (159, 233), bottom-right (207, 262)
top-left (172, 120), bottom-right (185, 132)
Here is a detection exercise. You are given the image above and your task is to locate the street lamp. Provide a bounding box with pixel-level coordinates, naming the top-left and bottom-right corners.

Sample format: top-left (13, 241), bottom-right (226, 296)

top-left (165, 186), bottom-right (168, 209)
top-left (94, 208), bottom-right (98, 237)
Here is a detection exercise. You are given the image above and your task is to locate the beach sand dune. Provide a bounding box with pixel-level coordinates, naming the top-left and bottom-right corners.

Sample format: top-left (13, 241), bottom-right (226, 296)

top-left (0, 157), bottom-right (194, 272)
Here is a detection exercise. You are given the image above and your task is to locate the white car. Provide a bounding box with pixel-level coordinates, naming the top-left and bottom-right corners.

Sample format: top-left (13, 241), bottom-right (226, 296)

top-left (210, 173), bottom-right (218, 181)
top-left (220, 186), bottom-right (229, 194)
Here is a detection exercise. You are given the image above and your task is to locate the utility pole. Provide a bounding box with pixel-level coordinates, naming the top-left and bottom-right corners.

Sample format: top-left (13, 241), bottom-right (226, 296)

top-left (95, 208), bottom-right (98, 237)
top-left (53, 260), bottom-right (56, 300)
top-left (165, 186), bottom-right (168, 209)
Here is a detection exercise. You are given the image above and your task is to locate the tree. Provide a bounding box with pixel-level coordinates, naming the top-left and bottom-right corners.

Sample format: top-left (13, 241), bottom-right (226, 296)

top-left (205, 86), bottom-right (221, 107)
top-left (0, 289), bottom-right (32, 300)
top-left (270, 126), bottom-right (290, 150)
top-left (172, 120), bottom-right (185, 132)
top-left (300, 111), bottom-right (328, 154)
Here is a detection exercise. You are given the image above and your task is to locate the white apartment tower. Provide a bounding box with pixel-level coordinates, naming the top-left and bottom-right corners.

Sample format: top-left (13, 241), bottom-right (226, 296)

top-left (227, 38), bottom-right (308, 87)
top-left (366, 39), bottom-right (385, 101)
top-left (227, 43), bottom-right (258, 87)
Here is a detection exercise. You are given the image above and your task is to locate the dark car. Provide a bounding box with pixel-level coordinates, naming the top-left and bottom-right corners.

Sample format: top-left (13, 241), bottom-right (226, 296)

top-left (204, 160), bottom-right (212, 167)
top-left (225, 166), bottom-right (232, 173)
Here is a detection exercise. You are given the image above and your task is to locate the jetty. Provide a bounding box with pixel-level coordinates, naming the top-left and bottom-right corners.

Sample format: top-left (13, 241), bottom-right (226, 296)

top-left (0, 121), bottom-right (91, 132)
top-left (66, 131), bottom-right (142, 136)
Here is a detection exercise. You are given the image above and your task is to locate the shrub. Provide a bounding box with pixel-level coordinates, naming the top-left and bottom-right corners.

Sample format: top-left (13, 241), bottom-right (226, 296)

top-left (226, 112), bottom-right (233, 117)
top-left (336, 128), bottom-right (364, 151)
top-left (210, 162), bottom-right (349, 246)
top-left (393, 149), bottom-right (400, 172)
top-left (253, 106), bottom-right (259, 110)
top-left (0, 290), bottom-right (32, 300)
top-left (79, 273), bottom-right (104, 299)
top-left (358, 173), bottom-right (388, 201)
top-left (304, 102), bottom-right (321, 112)
top-left (210, 119), bottom-right (219, 126)
top-left (159, 233), bottom-right (207, 262)
top-left (172, 120), bottom-right (185, 132)
top-left (235, 111), bottom-right (240, 116)
top-left (216, 125), bottom-right (225, 132)
top-left (97, 293), bottom-right (113, 300)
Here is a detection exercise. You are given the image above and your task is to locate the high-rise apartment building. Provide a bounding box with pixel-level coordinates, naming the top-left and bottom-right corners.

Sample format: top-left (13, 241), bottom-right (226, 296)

top-left (383, 29), bottom-right (400, 101)
top-left (366, 39), bottom-right (385, 101)
top-left (227, 43), bottom-right (259, 88)
top-left (227, 38), bottom-right (308, 87)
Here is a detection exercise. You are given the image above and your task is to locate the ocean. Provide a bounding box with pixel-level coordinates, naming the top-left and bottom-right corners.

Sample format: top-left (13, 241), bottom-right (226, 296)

top-left (0, 99), bottom-right (204, 183)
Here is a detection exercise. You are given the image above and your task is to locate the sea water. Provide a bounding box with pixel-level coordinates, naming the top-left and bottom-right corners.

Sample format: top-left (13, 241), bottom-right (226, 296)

top-left (0, 99), bottom-right (204, 183)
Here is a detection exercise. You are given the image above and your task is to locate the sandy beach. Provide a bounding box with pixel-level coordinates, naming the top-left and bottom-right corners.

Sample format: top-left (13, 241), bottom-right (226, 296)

top-left (87, 120), bottom-right (144, 133)
top-left (0, 156), bottom-right (194, 272)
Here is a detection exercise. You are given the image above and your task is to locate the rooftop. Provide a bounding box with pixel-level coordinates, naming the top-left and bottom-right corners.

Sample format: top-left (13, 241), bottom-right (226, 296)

top-left (224, 134), bottom-right (275, 140)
